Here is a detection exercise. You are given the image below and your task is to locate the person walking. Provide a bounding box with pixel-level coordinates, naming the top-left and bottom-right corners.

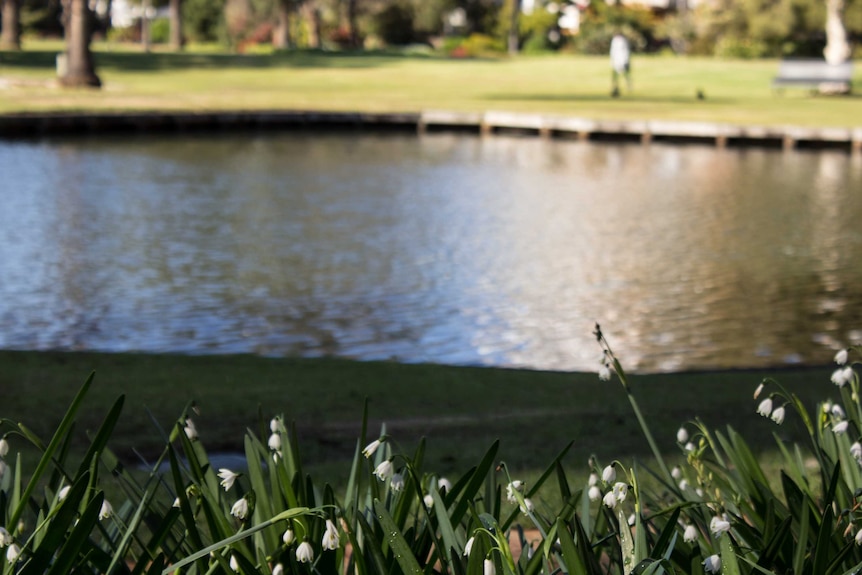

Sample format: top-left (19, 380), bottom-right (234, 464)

top-left (610, 33), bottom-right (631, 97)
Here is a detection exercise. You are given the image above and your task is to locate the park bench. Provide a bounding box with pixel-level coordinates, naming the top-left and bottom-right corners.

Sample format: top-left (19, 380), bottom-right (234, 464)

top-left (772, 59), bottom-right (853, 94)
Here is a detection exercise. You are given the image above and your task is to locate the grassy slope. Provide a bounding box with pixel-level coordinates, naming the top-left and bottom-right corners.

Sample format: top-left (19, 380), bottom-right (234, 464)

top-left (1, 43), bottom-right (861, 126)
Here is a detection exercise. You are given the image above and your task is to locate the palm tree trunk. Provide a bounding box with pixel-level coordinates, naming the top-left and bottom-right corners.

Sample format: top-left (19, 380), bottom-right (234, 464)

top-left (169, 0), bottom-right (184, 50)
top-left (507, 0), bottom-right (520, 55)
top-left (0, 0), bottom-right (21, 50)
top-left (60, 0), bottom-right (101, 87)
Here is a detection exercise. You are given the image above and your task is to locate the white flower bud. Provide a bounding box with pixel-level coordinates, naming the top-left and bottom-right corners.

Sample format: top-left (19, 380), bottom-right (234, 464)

top-left (483, 558), bottom-right (496, 575)
top-left (268, 433), bottom-right (282, 452)
top-left (598, 365), bottom-right (612, 381)
top-left (99, 500), bottom-right (113, 520)
top-left (683, 524), bottom-right (698, 543)
top-left (273, 563), bottom-right (284, 575)
top-left (362, 439), bottom-right (382, 458)
top-left (183, 419), bottom-right (198, 440)
top-left (6, 543), bottom-right (21, 563)
top-left (671, 466), bottom-right (682, 480)
top-left (836, 349), bottom-right (849, 366)
top-left (283, 528), bottom-right (295, 545)
top-left (58, 485), bottom-right (71, 501)
top-left (676, 427), bottom-right (689, 443)
top-left (602, 465), bottom-right (615, 483)
top-left (438, 477), bottom-right (452, 492)
top-left (588, 473), bottom-right (598, 486)
top-left (229, 555), bottom-right (239, 572)
top-left (753, 382), bottom-right (764, 399)
top-left (464, 536), bottom-right (474, 557)
top-left (230, 498), bottom-right (249, 520)
top-left (0, 439), bottom-right (8, 457)
top-left (588, 485), bottom-right (601, 501)
top-left (856, 528), bottom-right (862, 546)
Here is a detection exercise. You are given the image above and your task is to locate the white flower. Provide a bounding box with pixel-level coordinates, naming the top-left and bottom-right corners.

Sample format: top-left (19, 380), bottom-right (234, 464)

top-left (362, 439), bottom-right (382, 458)
top-left (99, 500), bottom-right (113, 520)
top-left (703, 554), bottom-right (721, 574)
top-left (464, 536), bottom-right (474, 557)
top-left (519, 498), bottom-right (535, 515)
top-left (627, 513), bottom-right (636, 526)
top-left (424, 494), bottom-right (434, 508)
top-left (268, 433), bottom-right (282, 452)
top-left (273, 563), bottom-right (284, 575)
top-left (753, 382), bottom-right (764, 399)
top-left (598, 365), bottom-right (612, 381)
top-left (183, 418), bottom-right (197, 440)
top-left (322, 519), bottom-right (339, 550)
top-left (856, 528), bottom-right (862, 546)
top-left (612, 482), bottom-right (628, 502)
top-left (834, 421), bottom-right (850, 434)
top-left (172, 497), bottom-right (181, 508)
top-left (836, 349), bottom-right (849, 365)
top-left (0, 527), bottom-right (12, 547)
top-left (677, 427), bottom-right (689, 443)
top-left (0, 460), bottom-right (7, 480)
top-left (58, 485), bottom-right (71, 501)
top-left (710, 516), bottom-right (731, 536)
top-left (6, 543), bottom-right (21, 563)
top-left (283, 528), bottom-right (295, 545)
top-left (684, 442), bottom-right (696, 452)
top-left (832, 367), bottom-right (854, 387)
top-left (588, 473), bottom-right (598, 486)
top-left (757, 398), bottom-right (773, 417)
top-left (374, 460), bottom-right (394, 481)
top-left (833, 405), bottom-right (846, 418)
top-left (218, 469), bottom-right (240, 491)
top-left (438, 477), bottom-right (452, 492)
top-left (506, 480), bottom-right (524, 503)
top-left (391, 473), bottom-right (404, 492)
top-left (296, 541), bottom-right (314, 563)
top-left (671, 466), bottom-right (682, 480)
top-left (484, 558), bottom-right (496, 575)
top-left (696, 488), bottom-right (704, 497)
top-left (851, 442), bottom-right (862, 460)
top-left (229, 555), bottom-right (239, 572)
top-left (588, 485), bottom-right (602, 501)
top-left (0, 439), bottom-right (8, 457)
top-left (771, 406), bottom-right (786, 425)
top-left (602, 465), bottom-right (615, 483)
top-left (602, 491), bottom-right (618, 509)
top-left (683, 524), bottom-right (698, 543)
top-left (230, 497), bottom-right (249, 520)
top-left (270, 417), bottom-right (280, 433)
top-left (679, 479), bottom-right (689, 491)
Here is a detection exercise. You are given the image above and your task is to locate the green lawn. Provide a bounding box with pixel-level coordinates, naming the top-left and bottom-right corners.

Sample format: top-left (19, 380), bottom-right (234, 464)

top-left (1, 41), bottom-right (861, 127)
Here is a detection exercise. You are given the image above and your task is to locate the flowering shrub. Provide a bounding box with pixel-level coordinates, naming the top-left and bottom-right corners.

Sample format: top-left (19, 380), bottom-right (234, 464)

top-left (2, 327), bottom-right (861, 575)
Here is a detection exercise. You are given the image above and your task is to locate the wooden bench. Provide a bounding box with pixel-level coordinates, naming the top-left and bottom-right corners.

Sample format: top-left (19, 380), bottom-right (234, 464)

top-left (772, 59), bottom-right (853, 93)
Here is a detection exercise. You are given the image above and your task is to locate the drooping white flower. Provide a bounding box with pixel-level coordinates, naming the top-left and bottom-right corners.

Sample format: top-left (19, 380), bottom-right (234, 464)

top-left (464, 536), bottom-right (474, 557)
top-left (588, 473), bottom-right (598, 486)
top-left (270, 417), bottom-right (280, 433)
top-left (677, 427), bottom-right (689, 443)
top-left (627, 513), bottom-right (636, 526)
top-left (836, 349), bottom-right (849, 366)
top-left (229, 555), bottom-right (239, 572)
top-left (58, 485), bottom-right (71, 501)
top-left (272, 563), bottom-right (284, 575)
top-left (424, 494), bottom-right (434, 508)
top-left (588, 485), bottom-right (602, 501)
top-left (851, 442), bottom-right (862, 460)
top-left (183, 418), bottom-right (197, 440)
top-left (683, 524), bottom-right (698, 543)
top-left (710, 516), bottom-right (731, 536)
top-left (602, 491), bottom-right (618, 509)
top-left (0, 460), bottom-right (7, 480)
top-left (99, 500), bottom-right (113, 520)
top-left (612, 482), bottom-right (628, 502)
top-left (679, 479), bottom-right (689, 491)
top-left (834, 421), bottom-right (850, 434)
top-left (519, 498), bottom-right (535, 515)
top-left (506, 480), bottom-right (524, 503)
top-left (753, 382), bottom-right (765, 399)
top-left (757, 398), bottom-right (773, 417)
top-left (696, 488), bottom-right (704, 497)
top-left (374, 460), bottom-right (394, 481)
top-left (268, 433), bottom-right (282, 452)
top-left (598, 365), bottom-right (612, 381)
top-left (438, 477), bottom-right (452, 492)
top-left (0, 438), bottom-right (8, 457)
top-left (483, 558), bottom-right (496, 575)
top-left (283, 528), bottom-right (295, 545)
top-left (218, 469), bottom-right (240, 491)
top-left (856, 528), bottom-right (862, 546)
top-left (391, 473), bottom-right (405, 492)
top-left (671, 466), bottom-right (682, 480)
top-left (230, 497), bottom-right (249, 520)
top-left (833, 405), bottom-right (846, 419)
top-left (362, 439), bottom-right (382, 458)
top-left (771, 406), bottom-right (786, 425)
top-left (296, 541), bottom-right (314, 563)
top-left (322, 519), bottom-right (339, 550)
top-left (6, 543), bottom-right (21, 563)
top-left (684, 442), bottom-right (696, 452)
top-left (172, 497), bottom-right (181, 508)
top-left (602, 465), bottom-right (615, 483)
top-left (0, 527), bottom-right (12, 547)
top-left (832, 367), bottom-right (855, 387)
top-left (703, 554), bottom-right (721, 574)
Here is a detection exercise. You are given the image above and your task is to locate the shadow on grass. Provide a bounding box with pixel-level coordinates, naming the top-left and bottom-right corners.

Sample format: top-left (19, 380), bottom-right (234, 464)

top-left (483, 92), bottom-right (736, 104)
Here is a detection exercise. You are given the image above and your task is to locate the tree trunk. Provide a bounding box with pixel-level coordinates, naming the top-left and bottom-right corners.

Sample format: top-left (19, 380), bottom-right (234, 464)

top-left (347, 0), bottom-right (358, 48)
top-left (0, 0), bottom-right (21, 50)
top-left (273, 0), bottom-right (291, 48)
top-left (302, 1), bottom-right (319, 48)
top-left (60, 0), bottom-right (101, 87)
top-left (507, 0), bottom-right (520, 55)
top-left (169, 0), bottom-right (183, 49)
top-left (824, 0), bottom-right (850, 64)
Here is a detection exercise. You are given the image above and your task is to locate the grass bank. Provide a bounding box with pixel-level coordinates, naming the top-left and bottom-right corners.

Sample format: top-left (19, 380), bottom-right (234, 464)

top-left (1, 41), bottom-right (861, 127)
top-left (0, 350), bottom-right (835, 482)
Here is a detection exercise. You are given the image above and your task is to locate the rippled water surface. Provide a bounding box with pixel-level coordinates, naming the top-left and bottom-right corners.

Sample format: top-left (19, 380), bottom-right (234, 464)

top-left (2, 132), bottom-right (862, 373)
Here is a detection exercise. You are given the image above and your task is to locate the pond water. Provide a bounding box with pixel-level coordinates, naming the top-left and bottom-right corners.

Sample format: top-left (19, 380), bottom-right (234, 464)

top-left (1, 132), bottom-right (861, 374)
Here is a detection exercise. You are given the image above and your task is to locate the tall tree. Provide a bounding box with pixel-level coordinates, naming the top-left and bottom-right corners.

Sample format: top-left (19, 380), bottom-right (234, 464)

top-left (59, 0), bottom-right (101, 87)
top-left (346, 0), bottom-right (358, 47)
top-left (507, 0), bottom-right (520, 54)
top-left (824, 0), bottom-right (850, 63)
top-left (0, 0), bottom-right (21, 50)
top-left (169, 0), bottom-right (184, 49)
top-left (273, 0), bottom-right (294, 48)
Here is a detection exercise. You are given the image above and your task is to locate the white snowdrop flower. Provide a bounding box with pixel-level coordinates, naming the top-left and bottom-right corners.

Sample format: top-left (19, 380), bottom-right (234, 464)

top-left (270, 418), bottom-right (280, 433)
top-left (272, 563), bottom-right (284, 575)
top-left (390, 473), bottom-right (404, 492)
top-left (823, 401), bottom-right (833, 414)
top-left (0, 461), bottom-right (7, 480)
top-left (703, 554), bottom-right (721, 574)
top-left (438, 477), bottom-right (452, 492)
top-left (283, 528), bottom-right (295, 545)
top-left (268, 433), bottom-right (282, 452)
top-left (851, 442), bottom-right (862, 460)
top-left (218, 469), bottom-right (240, 491)
top-left (757, 398), bottom-right (773, 417)
top-left (753, 382), bottom-right (764, 399)
top-left (362, 439), bottom-right (382, 458)
top-left (172, 497), bottom-right (181, 508)
top-left (229, 555), bottom-right (239, 572)
top-left (588, 485), bottom-right (602, 501)
top-left (612, 482), bottom-right (628, 502)
top-left (506, 480), bottom-right (524, 503)
top-left (832, 367), bottom-right (854, 387)
top-left (834, 421), bottom-right (850, 434)
top-left (602, 465), bottom-right (616, 483)
top-left (588, 473), bottom-right (598, 486)
top-left (464, 536), bottom-right (474, 557)
top-left (230, 497), bottom-right (249, 520)
top-left (6, 543), bottom-right (21, 563)
top-left (519, 498), bottom-right (535, 515)
top-left (321, 519), bottom-right (339, 550)
top-left (627, 513), bottom-right (636, 526)
top-left (771, 406), bottom-right (786, 425)
top-left (598, 365), bottom-right (612, 381)
top-left (0, 438), bottom-right (8, 457)
top-left (424, 494), bottom-right (434, 508)
top-left (183, 418), bottom-right (197, 440)
top-left (856, 528), bottom-right (862, 546)
top-left (0, 527), bottom-right (11, 547)
top-left (684, 442), bottom-right (696, 452)
top-left (374, 460), bottom-right (394, 481)
top-left (696, 488), bottom-right (704, 497)
top-left (710, 516), bottom-right (731, 536)
top-left (296, 541), bottom-right (314, 563)
top-left (836, 349), bottom-right (849, 366)
top-left (679, 479), bottom-right (689, 491)
top-left (677, 427), bottom-right (689, 443)
top-left (833, 405), bottom-right (846, 419)
top-left (602, 491), bottom-right (618, 509)
top-left (671, 466), bottom-right (682, 480)
top-left (58, 485), bottom-right (71, 501)
top-left (99, 500), bottom-right (113, 520)
top-left (683, 524), bottom-right (698, 543)
top-left (483, 558), bottom-right (496, 575)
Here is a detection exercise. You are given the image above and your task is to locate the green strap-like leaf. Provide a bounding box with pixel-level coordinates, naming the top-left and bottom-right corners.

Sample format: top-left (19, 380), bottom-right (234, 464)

top-left (373, 499), bottom-right (422, 575)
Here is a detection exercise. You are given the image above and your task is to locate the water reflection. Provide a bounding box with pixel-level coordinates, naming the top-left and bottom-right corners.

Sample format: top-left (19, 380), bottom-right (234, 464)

top-left (1, 132), bottom-right (861, 373)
